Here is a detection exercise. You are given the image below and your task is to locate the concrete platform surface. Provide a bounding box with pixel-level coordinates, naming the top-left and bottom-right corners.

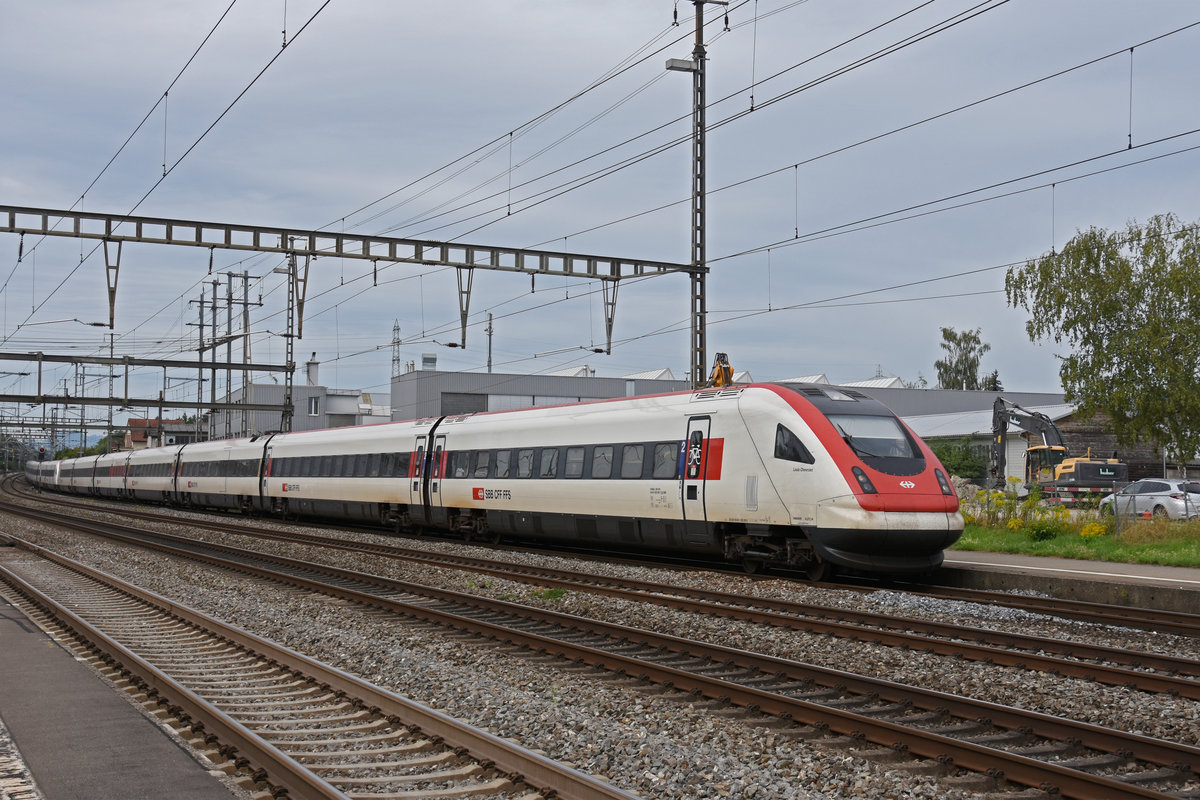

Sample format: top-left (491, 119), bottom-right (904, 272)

top-left (0, 598), bottom-right (239, 800)
top-left (937, 550), bottom-right (1200, 613)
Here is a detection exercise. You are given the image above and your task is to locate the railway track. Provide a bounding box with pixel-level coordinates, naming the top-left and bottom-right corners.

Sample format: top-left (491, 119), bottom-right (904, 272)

top-left (7, 487), bottom-right (1198, 702)
top-left (10, 477), bottom-right (1197, 637)
top-left (3, 505), bottom-right (1198, 799)
top-left (0, 540), bottom-right (638, 800)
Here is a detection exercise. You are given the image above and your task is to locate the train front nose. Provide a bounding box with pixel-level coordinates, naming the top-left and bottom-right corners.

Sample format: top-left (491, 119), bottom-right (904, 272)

top-left (808, 492), bottom-right (963, 573)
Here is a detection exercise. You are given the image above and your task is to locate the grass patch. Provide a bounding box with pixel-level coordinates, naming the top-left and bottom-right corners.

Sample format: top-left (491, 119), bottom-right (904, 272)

top-left (953, 519), bottom-right (1200, 568)
top-left (533, 587), bottom-right (569, 601)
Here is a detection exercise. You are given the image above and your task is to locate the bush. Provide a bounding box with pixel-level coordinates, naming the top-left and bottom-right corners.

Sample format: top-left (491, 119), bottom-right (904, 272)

top-left (1025, 518), bottom-right (1067, 541)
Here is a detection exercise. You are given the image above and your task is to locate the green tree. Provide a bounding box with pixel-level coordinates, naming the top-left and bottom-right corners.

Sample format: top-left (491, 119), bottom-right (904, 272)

top-left (927, 436), bottom-right (987, 483)
top-left (1006, 213), bottom-right (1200, 467)
top-left (934, 327), bottom-right (992, 390)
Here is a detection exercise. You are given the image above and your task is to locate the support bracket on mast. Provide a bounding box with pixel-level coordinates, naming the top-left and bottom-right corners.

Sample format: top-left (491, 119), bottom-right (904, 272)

top-left (456, 267), bottom-right (474, 349)
top-left (103, 239), bottom-right (121, 330)
top-left (601, 279), bottom-right (619, 355)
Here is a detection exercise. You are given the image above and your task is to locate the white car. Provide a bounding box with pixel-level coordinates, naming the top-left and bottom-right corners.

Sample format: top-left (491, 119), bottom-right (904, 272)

top-left (1100, 478), bottom-right (1200, 520)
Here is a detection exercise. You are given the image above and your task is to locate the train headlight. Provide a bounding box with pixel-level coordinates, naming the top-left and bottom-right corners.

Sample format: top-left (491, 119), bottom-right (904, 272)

top-left (851, 466), bottom-right (878, 494)
top-left (935, 468), bottom-right (954, 496)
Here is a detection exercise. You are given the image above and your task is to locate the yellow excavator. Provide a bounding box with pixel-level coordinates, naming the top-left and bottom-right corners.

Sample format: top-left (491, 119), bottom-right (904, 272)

top-left (991, 397), bottom-right (1127, 504)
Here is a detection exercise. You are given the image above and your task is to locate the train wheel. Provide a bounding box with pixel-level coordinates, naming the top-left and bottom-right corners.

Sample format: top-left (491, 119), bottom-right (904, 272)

top-left (805, 559), bottom-right (833, 582)
top-left (742, 558), bottom-right (763, 575)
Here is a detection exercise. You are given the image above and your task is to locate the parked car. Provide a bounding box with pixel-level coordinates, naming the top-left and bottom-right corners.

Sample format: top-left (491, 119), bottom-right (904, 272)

top-left (1099, 478), bottom-right (1200, 520)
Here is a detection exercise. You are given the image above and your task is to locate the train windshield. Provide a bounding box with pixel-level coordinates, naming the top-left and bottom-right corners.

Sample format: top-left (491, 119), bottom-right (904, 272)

top-left (827, 414), bottom-right (918, 460)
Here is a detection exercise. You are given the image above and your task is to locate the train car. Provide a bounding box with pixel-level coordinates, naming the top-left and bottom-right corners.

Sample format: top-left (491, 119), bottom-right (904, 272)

top-left (24, 459), bottom-right (58, 489)
top-left (27, 383), bottom-right (963, 577)
top-left (126, 445), bottom-right (183, 503)
top-left (174, 438), bottom-right (266, 512)
top-left (261, 425), bottom-right (412, 525)
top-left (93, 451), bottom-right (132, 499)
top-left (59, 455), bottom-right (99, 496)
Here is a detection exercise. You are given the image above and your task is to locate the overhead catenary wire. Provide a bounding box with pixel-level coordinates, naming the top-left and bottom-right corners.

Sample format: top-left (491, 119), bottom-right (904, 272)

top-left (3, 0), bottom-right (334, 346)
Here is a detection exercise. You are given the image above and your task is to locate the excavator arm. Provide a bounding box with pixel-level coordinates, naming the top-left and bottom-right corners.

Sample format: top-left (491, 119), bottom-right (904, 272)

top-left (991, 397), bottom-right (1068, 488)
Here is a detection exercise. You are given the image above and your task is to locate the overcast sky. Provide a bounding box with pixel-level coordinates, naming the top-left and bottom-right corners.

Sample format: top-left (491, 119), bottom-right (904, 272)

top-left (3, 0), bottom-right (1199, 423)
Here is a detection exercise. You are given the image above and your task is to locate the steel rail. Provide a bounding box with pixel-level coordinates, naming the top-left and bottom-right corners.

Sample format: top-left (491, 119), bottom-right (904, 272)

top-left (5, 515), bottom-right (1196, 800)
top-left (0, 538), bottom-right (641, 800)
top-left (8, 488), bottom-right (1197, 694)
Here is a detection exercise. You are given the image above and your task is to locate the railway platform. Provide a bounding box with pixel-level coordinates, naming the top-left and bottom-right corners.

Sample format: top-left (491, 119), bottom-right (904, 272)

top-left (0, 596), bottom-right (240, 800)
top-left (937, 549), bottom-right (1200, 614)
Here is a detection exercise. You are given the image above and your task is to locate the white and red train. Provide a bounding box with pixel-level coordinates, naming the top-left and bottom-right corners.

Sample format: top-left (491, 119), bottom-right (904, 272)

top-left (25, 383), bottom-right (963, 577)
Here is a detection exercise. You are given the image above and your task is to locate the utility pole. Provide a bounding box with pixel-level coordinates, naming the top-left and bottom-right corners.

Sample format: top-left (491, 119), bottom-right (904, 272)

top-left (391, 320), bottom-right (402, 379)
top-left (486, 313), bottom-right (494, 374)
top-left (668, 0), bottom-right (724, 388)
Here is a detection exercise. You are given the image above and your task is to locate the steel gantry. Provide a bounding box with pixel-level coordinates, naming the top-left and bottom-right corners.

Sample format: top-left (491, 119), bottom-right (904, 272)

top-left (1, 204), bottom-right (704, 435)
top-left (0, 204), bottom-right (700, 351)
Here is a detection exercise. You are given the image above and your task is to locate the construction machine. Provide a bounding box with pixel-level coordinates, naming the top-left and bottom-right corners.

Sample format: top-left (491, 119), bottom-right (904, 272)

top-left (706, 352), bottom-right (735, 388)
top-left (991, 397), bottom-right (1127, 504)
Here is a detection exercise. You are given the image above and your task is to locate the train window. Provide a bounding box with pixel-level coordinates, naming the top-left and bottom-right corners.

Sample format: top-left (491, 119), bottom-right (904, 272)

top-left (516, 449), bottom-right (535, 479)
top-left (330, 454), bottom-right (344, 476)
top-left (621, 445), bottom-right (644, 479)
top-left (381, 453), bottom-right (394, 476)
top-left (652, 443), bottom-right (679, 479)
top-left (473, 451), bottom-right (491, 478)
top-left (367, 453), bottom-right (381, 477)
top-left (826, 414), bottom-right (918, 460)
top-left (592, 445), bottom-right (613, 479)
top-left (413, 447), bottom-right (424, 478)
top-left (564, 447), bottom-right (585, 479)
top-left (495, 450), bottom-right (511, 479)
top-left (449, 451), bottom-right (471, 478)
top-left (432, 446), bottom-right (444, 478)
top-left (539, 448), bottom-right (559, 479)
top-left (395, 452), bottom-right (411, 476)
top-left (775, 424), bottom-right (815, 464)
top-left (321, 455), bottom-right (334, 476)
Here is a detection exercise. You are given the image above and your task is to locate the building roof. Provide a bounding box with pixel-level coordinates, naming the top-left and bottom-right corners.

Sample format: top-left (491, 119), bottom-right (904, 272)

top-left (546, 365), bottom-right (593, 377)
top-left (840, 376), bottom-right (907, 389)
top-left (903, 403), bottom-right (1076, 439)
top-left (778, 374), bottom-right (830, 384)
top-left (621, 368), bottom-right (675, 380)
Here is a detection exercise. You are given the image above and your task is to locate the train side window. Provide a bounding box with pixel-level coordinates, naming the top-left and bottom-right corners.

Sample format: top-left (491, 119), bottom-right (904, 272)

top-left (592, 445), bottom-right (613, 479)
top-left (774, 424), bottom-right (815, 464)
top-left (381, 452), bottom-right (394, 476)
top-left (319, 455), bottom-right (332, 476)
top-left (449, 451), bottom-right (470, 478)
top-left (473, 451), bottom-right (491, 478)
top-left (621, 444), bottom-right (645, 479)
top-left (539, 448), bottom-right (559, 479)
top-left (564, 447), bottom-right (585, 478)
top-left (495, 450), bottom-right (511, 479)
top-left (516, 449), bottom-right (535, 479)
top-left (367, 453), bottom-right (381, 477)
top-left (652, 443), bottom-right (678, 479)
top-left (395, 452), bottom-right (411, 476)
top-left (330, 454), bottom-right (343, 476)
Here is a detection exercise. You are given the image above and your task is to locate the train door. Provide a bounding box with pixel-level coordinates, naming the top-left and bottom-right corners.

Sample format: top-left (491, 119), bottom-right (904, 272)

top-left (428, 434), bottom-right (448, 526)
top-left (681, 416), bottom-right (711, 543)
top-left (412, 435), bottom-right (427, 523)
top-left (260, 444), bottom-right (273, 499)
